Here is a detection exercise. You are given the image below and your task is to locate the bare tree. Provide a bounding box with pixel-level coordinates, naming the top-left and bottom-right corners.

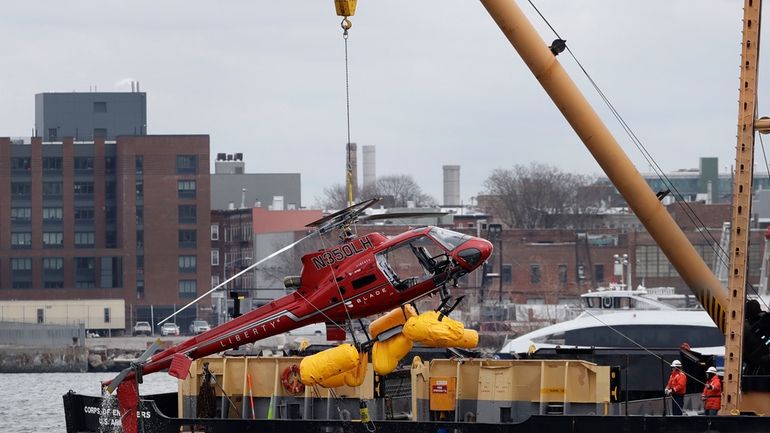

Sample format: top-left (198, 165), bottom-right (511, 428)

top-left (483, 163), bottom-right (594, 229)
top-left (360, 174), bottom-right (437, 207)
top-left (316, 184), bottom-right (350, 210)
top-left (318, 175), bottom-right (437, 209)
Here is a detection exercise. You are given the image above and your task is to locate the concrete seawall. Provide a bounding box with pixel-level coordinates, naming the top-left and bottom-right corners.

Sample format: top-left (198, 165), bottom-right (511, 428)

top-left (0, 346), bottom-right (89, 373)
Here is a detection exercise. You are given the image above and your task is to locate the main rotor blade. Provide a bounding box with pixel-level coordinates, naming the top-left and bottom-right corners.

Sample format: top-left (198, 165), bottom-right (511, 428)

top-left (156, 231), bottom-right (316, 326)
top-left (105, 339), bottom-right (162, 393)
top-left (305, 197), bottom-right (381, 232)
top-left (360, 211), bottom-right (447, 222)
top-left (137, 338), bottom-right (162, 364)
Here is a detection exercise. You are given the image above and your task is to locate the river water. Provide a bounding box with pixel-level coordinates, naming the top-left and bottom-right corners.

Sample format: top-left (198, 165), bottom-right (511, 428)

top-left (0, 373), bottom-right (177, 433)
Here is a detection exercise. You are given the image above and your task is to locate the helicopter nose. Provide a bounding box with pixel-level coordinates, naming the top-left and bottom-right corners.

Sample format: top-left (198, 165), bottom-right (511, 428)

top-left (455, 238), bottom-right (493, 270)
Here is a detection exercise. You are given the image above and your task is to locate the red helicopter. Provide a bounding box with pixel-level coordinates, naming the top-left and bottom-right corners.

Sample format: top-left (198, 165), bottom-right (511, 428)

top-left (103, 198), bottom-right (492, 396)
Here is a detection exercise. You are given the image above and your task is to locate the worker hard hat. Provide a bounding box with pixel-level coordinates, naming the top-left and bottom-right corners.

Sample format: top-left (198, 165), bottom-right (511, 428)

top-left (707, 366), bottom-right (717, 374)
top-left (671, 360), bottom-right (682, 368)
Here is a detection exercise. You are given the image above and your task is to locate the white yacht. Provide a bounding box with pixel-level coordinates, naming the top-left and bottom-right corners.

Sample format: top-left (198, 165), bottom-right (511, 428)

top-left (501, 284), bottom-right (724, 354)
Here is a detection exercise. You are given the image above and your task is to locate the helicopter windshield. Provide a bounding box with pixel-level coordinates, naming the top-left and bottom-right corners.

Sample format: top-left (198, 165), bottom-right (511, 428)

top-left (376, 235), bottom-right (448, 292)
top-left (428, 227), bottom-right (471, 251)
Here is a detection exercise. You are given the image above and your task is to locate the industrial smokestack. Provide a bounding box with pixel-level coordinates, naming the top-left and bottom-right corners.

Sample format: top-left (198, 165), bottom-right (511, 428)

top-left (443, 165), bottom-right (461, 206)
top-left (240, 187), bottom-right (247, 209)
top-left (363, 145), bottom-right (376, 189)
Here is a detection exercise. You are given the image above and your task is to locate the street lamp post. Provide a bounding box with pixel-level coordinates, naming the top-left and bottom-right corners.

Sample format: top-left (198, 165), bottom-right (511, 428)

top-left (221, 256), bottom-right (252, 325)
top-left (613, 253), bottom-right (630, 289)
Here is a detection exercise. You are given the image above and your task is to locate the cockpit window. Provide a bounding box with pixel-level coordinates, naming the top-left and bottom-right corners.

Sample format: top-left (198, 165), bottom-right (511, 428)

top-left (376, 235), bottom-right (448, 292)
top-left (428, 227), bottom-right (471, 251)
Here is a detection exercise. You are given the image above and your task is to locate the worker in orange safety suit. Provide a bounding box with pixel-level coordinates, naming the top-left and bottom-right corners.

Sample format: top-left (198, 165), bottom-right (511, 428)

top-left (701, 366), bottom-right (721, 415)
top-left (665, 359), bottom-right (687, 415)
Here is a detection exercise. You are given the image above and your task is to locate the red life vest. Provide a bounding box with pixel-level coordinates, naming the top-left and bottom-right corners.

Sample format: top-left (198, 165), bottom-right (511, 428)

top-left (702, 374), bottom-right (722, 410)
top-left (666, 369), bottom-right (687, 395)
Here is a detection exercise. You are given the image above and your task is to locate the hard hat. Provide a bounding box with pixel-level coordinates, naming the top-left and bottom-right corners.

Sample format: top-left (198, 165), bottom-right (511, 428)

top-left (707, 366), bottom-right (717, 374)
top-left (671, 360), bottom-right (682, 368)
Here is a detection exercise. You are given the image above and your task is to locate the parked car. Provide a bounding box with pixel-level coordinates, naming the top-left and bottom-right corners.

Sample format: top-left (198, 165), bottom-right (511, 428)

top-left (133, 321), bottom-right (152, 336)
top-left (189, 320), bottom-right (211, 335)
top-left (160, 322), bottom-right (180, 336)
top-left (288, 323), bottom-right (325, 336)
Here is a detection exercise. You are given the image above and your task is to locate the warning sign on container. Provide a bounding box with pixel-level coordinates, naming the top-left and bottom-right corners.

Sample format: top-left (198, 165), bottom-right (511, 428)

top-left (432, 380), bottom-right (448, 393)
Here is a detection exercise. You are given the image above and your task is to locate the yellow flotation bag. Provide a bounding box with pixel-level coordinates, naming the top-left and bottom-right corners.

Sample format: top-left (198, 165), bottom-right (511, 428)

top-left (403, 311), bottom-right (479, 349)
top-left (369, 304), bottom-right (417, 339)
top-left (371, 332), bottom-right (413, 375)
top-left (300, 343), bottom-right (359, 385)
top-left (315, 350), bottom-right (369, 388)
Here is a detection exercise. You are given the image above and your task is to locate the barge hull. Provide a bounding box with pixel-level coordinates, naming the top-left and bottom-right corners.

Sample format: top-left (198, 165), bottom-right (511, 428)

top-left (63, 392), bottom-right (770, 433)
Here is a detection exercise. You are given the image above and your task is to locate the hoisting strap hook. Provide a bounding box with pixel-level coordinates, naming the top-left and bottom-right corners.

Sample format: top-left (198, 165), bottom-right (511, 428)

top-left (341, 17), bottom-right (352, 37)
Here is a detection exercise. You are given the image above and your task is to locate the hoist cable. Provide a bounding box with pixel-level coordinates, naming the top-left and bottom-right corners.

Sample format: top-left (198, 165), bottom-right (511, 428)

top-left (342, 19), bottom-right (354, 206)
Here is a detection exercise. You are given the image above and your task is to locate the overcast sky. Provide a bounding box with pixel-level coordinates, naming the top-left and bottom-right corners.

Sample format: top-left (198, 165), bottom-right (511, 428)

top-left (0, 1), bottom-right (764, 208)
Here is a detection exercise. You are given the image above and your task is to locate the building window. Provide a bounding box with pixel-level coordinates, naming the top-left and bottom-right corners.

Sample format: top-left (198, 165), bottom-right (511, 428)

top-left (135, 156), bottom-right (144, 175)
top-left (178, 230), bottom-right (197, 248)
top-left (595, 264), bottom-right (605, 283)
top-left (179, 280), bottom-right (197, 298)
top-left (37, 308), bottom-right (44, 324)
top-left (136, 206), bottom-right (144, 226)
top-left (502, 264), bottom-right (512, 283)
top-left (43, 181), bottom-right (63, 197)
top-left (211, 250), bottom-right (220, 266)
top-left (104, 308), bottom-right (111, 323)
top-left (100, 257), bottom-right (122, 288)
top-left (44, 257), bottom-right (63, 270)
top-left (105, 182), bottom-right (116, 200)
top-left (11, 157), bottom-right (31, 172)
top-left (105, 206), bottom-right (117, 223)
top-left (11, 182), bottom-right (31, 197)
top-left (93, 101), bottom-right (107, 113)
top-left (11, 258), bottom-right (32, 289)
top-left (176, 155), bottom-right (198, 174)
top-left (74, 157), bottom-right (94, 172)
top-left (43, 207), bottom-right (63, 222)
top-left (530, 264), bottom-right (541, 284)
top-left (558, 264), bottom-right (568, 284)
top-left (42, 157), bottom-right (63, 171)
top-left (136, 279), bottom-right (145, 299)
top-left (178, 205), bottom-right (196, 224)
top-left (105, 156), bottom-right (116, 174)
top-left (43, 257), bottom-right (64, 289)
top-left (74, 181), bottom-right (94, 196)
top-left (74, 207), bottom-right (95, 223)
top-left (74, 231), bottom-right (95, 248)
top-left (48, 128), bottom-right (57, 141)
top-left (106, 230), bottom-right (117, 248)
top-left (136, 230), bottom-right (144, 250)
top-left (211, 274), bottom-right (220, 288)
top-left (179, 255), bottom-right (197, 273)
top-left (177, 180), bottom-right (197, 199)
top-left (135, 179), bottom-right (143, 199)
top-left (43, 232), bottom-right (63, 248)
top-left (11, 207), bottom-right (31, 222)
top-left (211, 224), bottom-right (219, 240)
top-left (11, 232), bottom-right (32, 249)
top-left (136, 254), bottom-right (144, 268)
top-left (635, 245), bottom-right (679, 278)
top-left (75, 257), bottom-right (96, 288)
top-left (93, 128), bottom-right (107, 138)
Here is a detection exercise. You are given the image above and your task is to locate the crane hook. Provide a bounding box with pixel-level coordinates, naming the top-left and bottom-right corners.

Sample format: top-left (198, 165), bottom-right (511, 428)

top-left (341, 17), bottom-right (352, 37)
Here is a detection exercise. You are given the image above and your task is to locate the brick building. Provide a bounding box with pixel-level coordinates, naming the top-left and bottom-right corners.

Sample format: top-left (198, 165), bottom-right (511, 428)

top-left (0, 135), bottom-right (210, 333)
